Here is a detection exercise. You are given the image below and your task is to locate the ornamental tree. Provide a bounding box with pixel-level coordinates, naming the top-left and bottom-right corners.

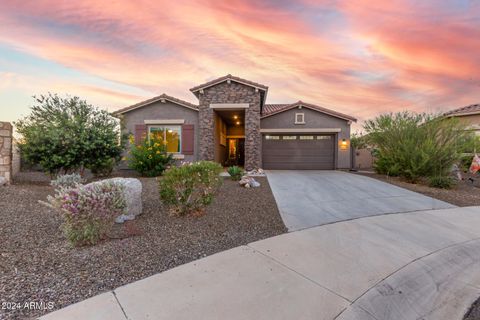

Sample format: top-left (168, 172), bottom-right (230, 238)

top-left (15, 93), bottom-right (124, 176)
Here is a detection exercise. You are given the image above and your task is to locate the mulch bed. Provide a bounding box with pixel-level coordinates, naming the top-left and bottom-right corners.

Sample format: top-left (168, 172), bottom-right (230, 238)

top-left (354, 171), bottom-right (480, 207)
top-left (0, 176), bottom-right (286, 320)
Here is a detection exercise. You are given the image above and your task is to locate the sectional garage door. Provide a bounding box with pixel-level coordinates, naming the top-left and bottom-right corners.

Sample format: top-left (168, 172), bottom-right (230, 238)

top-left (262, 134), bottom-right (335, 170)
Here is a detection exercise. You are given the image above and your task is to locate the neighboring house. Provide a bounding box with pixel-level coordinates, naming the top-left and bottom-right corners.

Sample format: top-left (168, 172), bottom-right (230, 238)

top-left (114, 75), bottom-right (356, 170)
top-left (443, 103), bottom-right (480, 136)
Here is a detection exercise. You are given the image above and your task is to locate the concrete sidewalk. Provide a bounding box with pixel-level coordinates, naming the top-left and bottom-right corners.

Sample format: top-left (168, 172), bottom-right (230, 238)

top-left (41, 206), bottom-right (480, 320)
top-left (266, 170), bottom-right (455, 231)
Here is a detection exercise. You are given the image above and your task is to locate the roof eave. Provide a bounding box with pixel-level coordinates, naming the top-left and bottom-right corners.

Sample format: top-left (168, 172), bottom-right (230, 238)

top-left (113, 94), bottom-right (198, 115)
top-left (261, 103), bottom-right (356, 122)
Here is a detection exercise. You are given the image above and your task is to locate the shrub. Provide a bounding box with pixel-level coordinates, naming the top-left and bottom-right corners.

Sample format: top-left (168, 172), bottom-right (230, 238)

top-left (51, 173), bottom-right (84, 189)
top-left (428, 176), bottom-right (455, 189)
top-left (159, 161), bottom-right (223, 215)
top-left (15, 93), bottom-right (124, 176)
top-left (364, 112), bottom-right (470, 182)
top-left (227, 166), bottom-right (244, 181)
top-left (89, 158), bottom-right (116, 177)
top-left (128, 135), bottom-right (174, 177)
top-left (44, 181), bottom-right (126, 246)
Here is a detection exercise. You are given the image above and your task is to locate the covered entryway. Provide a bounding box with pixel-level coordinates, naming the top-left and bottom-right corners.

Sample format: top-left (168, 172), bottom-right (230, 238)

top-left (262, 134), bottom-right (335, 170)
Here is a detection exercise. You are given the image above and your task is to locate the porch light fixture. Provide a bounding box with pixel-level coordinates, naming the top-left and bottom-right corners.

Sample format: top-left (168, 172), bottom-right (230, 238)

top-left (233, 115), bottom-right (238, 119)
top-left (235, 121), bottom-right (241, 125)
top-left (340, 138), bottom-right (348, 150)
top-left (341, 139), bottom-right (347, 146)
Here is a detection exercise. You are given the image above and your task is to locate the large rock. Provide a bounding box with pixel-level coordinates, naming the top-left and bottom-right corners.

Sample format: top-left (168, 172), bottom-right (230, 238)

top-left (0, 176), bottom-right (6, 186)
top-left (86, 178), bottom-right (142, 223)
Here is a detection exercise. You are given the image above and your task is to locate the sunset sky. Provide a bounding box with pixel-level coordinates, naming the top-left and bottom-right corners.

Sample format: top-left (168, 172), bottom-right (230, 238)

top-left (0, 0), bottom-right (479, 130)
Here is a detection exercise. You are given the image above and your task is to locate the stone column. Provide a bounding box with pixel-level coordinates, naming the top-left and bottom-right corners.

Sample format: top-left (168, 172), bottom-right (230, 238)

top-left (244, 100), bottom-right (261, 171)
top-left (0, 122), bottom-right (13, 185)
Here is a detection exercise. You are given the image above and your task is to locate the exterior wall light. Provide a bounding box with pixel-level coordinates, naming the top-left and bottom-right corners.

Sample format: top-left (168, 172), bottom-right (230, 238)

top-left (340, 139), bottom-right (348, 150)
top-left (235, 121), bottom-right (241, 125)
top-left (233, 115), bottom-right (238, 119)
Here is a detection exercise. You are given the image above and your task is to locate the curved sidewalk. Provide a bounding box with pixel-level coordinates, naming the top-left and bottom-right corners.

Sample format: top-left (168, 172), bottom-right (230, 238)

top-left (41, 206), bottom-right (480, 320)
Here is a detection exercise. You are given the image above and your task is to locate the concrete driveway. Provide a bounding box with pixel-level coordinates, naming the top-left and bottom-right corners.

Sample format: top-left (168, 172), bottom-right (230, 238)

top-left (266, 170), bottom-right (455, 231)
top-left (41, 206), bottom-right (480, 320)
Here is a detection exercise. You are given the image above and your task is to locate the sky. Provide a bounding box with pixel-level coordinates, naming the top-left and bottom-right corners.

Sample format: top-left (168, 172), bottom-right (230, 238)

top-left (0, 0), bottom-right (479, 131)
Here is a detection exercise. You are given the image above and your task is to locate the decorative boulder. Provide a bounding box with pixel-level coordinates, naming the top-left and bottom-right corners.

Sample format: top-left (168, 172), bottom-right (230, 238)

top-left (86, 178), bottom-right (143, 223)
top-left (0, 176), bottom-right (6, 186)
top-left (239, 176), bottom-right (260, 188)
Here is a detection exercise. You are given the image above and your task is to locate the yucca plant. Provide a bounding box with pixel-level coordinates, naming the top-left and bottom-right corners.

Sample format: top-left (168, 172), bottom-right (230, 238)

top-left (227, 166), bottom-right (244, 181)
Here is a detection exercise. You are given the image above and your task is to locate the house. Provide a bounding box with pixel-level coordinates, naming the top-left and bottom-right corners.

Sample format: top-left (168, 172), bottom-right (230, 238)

top-left (114, 75), bottom-right (356, 170)
top-left (443, 103), bottom-right (480, 136)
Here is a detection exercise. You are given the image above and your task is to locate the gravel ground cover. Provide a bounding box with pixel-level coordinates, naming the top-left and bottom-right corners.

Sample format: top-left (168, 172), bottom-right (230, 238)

top-left (355, 171), bottom-right (480, 207)
top-left (0, 176), bottom-right (286, 320)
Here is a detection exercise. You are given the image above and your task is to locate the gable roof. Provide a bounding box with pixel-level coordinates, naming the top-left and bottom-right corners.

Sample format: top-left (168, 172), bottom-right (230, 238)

top-left (190, 74), bottom-right (268, 93)
top-left (113, 93), bottom-right (198, 115)
top-left (262, 101), bottom-right (357, 122)
top-left (443, 103), bottom-right (480, 117)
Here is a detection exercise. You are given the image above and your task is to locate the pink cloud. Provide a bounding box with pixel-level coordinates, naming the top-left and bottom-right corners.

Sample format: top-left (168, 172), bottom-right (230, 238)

top-left (0, 0), bottom-right (478, 126)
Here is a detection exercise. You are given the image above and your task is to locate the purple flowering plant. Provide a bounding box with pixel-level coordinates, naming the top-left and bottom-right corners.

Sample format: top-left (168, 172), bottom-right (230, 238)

top-left (44, 181), bottom-right (126, 246)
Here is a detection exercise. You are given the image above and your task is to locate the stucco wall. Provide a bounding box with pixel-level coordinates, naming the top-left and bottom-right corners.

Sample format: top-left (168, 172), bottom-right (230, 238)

top-left (0, 121), bottom-right (12, 184)
top-left (260, 107), bottom-right (352, 169)
top-left (120, 101), bottom-right (199, 162)
top-left (457, 114), bottom-right (480, 135)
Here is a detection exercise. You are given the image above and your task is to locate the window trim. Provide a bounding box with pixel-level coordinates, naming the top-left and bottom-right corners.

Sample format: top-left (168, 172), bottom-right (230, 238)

top-left (148, 125), bottom-right (182, 154)
top-left (295, 113), bottom-right (305, 124)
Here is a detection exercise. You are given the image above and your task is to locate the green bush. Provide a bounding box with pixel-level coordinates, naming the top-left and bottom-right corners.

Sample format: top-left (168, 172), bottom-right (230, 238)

top-left (428, 176), bottom-right (455, 189)
top-left (89, 158), bottom-right (116, 177)
top-left (364, 112), bottom-right (470, 182)
top-left (128, 134), bottom-right (174, 177)
top-left (227, 166), bottom-right (244, 181)
top-left (15, 93), bottom-right (124, 176)
top-left (159, 161), bottom-right (223, 215)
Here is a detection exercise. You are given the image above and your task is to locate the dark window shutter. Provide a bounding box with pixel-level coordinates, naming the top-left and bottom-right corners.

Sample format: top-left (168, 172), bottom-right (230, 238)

top-left (134, 124), bottom-right (147, 145)
top-left (181, 124), bottom-right (194, 155)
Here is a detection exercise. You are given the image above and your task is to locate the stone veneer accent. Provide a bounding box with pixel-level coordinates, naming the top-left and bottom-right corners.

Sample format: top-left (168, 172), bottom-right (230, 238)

top-left (0, 121), bottom-right (13, 184)
top-left (198, 82), bottom-right (262, 171)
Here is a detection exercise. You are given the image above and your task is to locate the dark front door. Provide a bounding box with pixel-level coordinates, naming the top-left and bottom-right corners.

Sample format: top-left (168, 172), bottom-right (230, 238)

top-left (226, 138), bottom-right (245, 166)
top-left (262, 134), bottom-right (335, 170)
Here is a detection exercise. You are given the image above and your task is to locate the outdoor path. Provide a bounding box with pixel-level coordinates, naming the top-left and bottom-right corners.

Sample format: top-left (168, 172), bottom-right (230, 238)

top-left (266, 170), bottom-right (456, 231)
top-left (41, 206), bottom-right (480, 320)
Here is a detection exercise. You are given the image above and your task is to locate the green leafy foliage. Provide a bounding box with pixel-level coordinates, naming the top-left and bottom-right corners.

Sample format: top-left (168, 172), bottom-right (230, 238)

top-left (15, 93), bottom-right (124, 176)
top-left (227, 165), bottom-right (244, 181)
top-left (159, 161), bottom-right (223, 215)
top-left (428, 176), bottom-right (455, 189)
top-left (127, 134), bottom-right (174, 177)
top-left (364, 112), bottom-right (472, 182)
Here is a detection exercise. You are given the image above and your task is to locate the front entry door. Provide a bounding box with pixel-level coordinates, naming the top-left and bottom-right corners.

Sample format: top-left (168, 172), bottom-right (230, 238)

top-left (227, 138), bottom-right (245, 166)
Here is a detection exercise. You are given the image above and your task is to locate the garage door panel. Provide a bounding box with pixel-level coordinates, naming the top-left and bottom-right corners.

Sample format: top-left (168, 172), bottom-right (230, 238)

top-left (262, 134), bottom-right (335, 170)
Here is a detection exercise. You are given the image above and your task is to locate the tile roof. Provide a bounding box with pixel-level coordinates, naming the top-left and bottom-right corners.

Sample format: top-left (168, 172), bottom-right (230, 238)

top-left (113, 93), bottom-right (198, 115)
top-left (190, 74), bottom-right (268, 93)
top-left (443, 104), bottom-right (480, 117)
top-left (262, 101), bottom-right (357, 122)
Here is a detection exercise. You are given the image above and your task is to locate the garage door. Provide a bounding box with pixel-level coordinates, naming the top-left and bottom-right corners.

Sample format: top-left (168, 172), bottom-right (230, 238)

top-left (262, 134), bottom-right (335, 170)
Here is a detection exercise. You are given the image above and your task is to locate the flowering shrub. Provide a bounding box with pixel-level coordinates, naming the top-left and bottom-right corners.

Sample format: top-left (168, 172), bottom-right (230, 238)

top-left (51, 173), bottom-right (84, 189)
top-left (45, 181), bottom-right (126, 246)
top-left (128, 135), bottom-right (174, 177)
top-left (159, 161), bottom-right (223, 215)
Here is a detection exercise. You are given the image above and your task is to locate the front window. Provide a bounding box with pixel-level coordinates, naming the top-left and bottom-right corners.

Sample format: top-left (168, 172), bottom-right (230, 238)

top-left (149, 125), bottom-right (181, 153)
